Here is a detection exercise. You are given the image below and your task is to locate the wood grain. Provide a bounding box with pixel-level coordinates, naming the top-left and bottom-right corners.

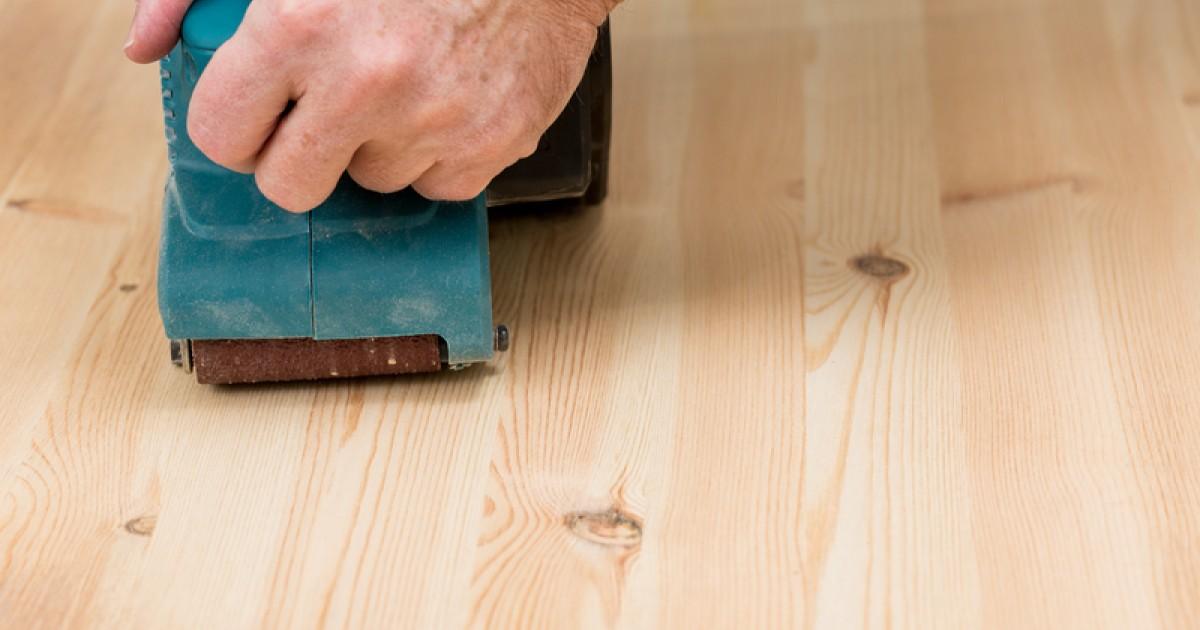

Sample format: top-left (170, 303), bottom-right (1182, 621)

top-left (2, 0), bottom-right (1199, 627)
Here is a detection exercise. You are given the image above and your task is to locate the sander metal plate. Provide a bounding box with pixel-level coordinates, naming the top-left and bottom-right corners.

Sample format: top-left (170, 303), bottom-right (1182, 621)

top-left (191, 337), bottom-right (443, 385)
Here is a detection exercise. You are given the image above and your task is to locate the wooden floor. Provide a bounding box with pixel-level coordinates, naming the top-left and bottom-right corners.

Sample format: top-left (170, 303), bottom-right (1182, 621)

top-left (3, 0), bottom-right (1200, 627)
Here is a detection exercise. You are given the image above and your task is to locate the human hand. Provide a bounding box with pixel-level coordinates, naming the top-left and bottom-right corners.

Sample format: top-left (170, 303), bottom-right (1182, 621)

top-left (126, 0), bottom-right (615, 211)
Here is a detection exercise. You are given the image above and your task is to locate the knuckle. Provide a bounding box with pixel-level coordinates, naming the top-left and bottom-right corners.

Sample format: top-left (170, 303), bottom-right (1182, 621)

top-left (464, 119), bottom-right (529, 164)
top-left (514, 135), bottom-right (541, 160)
top-left (346, 45), bottom-right (417, 94)
top-left (268, 0), bottom-right (336, 41)
top-left (348, 164), bottom-right (408, 194)
top-left (187, 109), bottom-right (239, 168)
top-left (471, 141), bottom-right (507, 166)
top-left (413, 174), bottom-right (488, 202)
top-left (187, 76), bottom-right (258, 172)
top-left (490, 123), bottom-right (541, 165)
top-left (420, 99), bottom-right (468, 131)
top-left (255, 171), bottom-right (313, 213)
top-left (491, 114), bottom-right (543, 157)
top-left (373, 45), bottom-right (418, 82)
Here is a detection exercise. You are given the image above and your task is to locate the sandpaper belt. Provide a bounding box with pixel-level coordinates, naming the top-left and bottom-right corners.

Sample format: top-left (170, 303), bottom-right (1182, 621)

top-left (192, 336), bottom-right (443, 385)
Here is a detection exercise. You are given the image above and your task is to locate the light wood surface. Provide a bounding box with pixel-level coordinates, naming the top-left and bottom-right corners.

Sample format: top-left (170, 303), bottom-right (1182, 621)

top-left (3, 0), bottom-right (1199, 627)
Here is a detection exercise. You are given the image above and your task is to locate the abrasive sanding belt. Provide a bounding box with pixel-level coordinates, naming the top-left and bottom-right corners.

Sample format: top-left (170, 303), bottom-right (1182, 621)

top-left (191, 337), bottom-right (443, 385)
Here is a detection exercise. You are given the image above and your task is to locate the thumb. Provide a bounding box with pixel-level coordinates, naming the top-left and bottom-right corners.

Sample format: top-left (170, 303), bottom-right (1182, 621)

top-left (125, 0), bottom-right (196, 64)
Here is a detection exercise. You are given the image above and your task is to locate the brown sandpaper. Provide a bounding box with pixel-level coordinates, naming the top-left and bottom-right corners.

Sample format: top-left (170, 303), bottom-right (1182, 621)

top-left (192, 337), bottom-right (442, 385)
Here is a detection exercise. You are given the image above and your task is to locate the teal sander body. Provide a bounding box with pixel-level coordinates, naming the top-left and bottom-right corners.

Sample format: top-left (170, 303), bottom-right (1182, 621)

top-left (159, 0), bottom-right (611, 384)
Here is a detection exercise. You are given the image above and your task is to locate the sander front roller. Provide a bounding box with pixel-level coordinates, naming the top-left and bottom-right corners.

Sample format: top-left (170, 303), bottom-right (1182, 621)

top-left (157, 0), bottom-right (611, 385)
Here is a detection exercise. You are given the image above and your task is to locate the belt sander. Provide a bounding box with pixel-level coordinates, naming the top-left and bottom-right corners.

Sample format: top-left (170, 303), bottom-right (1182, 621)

top-left (157, 0), bottom-right (611, 384)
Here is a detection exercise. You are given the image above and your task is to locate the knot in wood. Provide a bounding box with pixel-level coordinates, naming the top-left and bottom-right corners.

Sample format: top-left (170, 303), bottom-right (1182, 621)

top-left (564, 509), bottom-right (642, 548)
top-left (119, 283), bottom-right (139, 293)
top-left (124, 515), bottom-right (157, 537)
top-left (851, 254), bottom-right (909, 281)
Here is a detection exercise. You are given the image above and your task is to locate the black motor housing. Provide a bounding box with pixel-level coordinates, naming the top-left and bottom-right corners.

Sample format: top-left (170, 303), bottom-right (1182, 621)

top-left (486, 21), bottom-right (612, 207)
